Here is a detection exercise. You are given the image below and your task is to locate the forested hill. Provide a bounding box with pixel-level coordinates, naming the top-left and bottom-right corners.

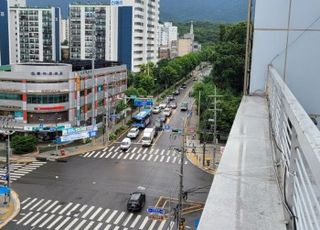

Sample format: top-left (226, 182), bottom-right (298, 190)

top-left (28, 0), bottom-right (247, 22)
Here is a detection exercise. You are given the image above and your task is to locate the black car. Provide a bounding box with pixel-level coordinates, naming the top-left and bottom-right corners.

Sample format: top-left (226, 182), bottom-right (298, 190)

top-left (181, 83), bottom-right (187, 88)
top-left (127, 192), bottom-right (146, 212)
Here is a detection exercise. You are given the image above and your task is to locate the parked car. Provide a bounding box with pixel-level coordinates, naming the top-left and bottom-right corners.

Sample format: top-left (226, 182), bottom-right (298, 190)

top-left (159, 103), bottom-right (167, 109)
top-left (163, 108), bottom-right (172, 117)
top-left (159, 113), bottom-right (167, 122)
top-left (120, 138), bottom-right (131, 151)
top-left (181, 83), bottom-right (187, 88)
top-left (167, 95), bottom-right (174, 101)
top-left (127, 192), bottom-right (146, 212)
top-left (127, 127), bottom-right (139, 139)
top-left (152, 106), bottom-right (161, 114)
top-left (173, 90), bottom-right (180, 96)
top-left (169, 102), bottom-right (177, 109)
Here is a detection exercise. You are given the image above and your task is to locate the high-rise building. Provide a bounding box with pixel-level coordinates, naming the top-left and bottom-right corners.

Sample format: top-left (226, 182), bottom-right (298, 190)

top-left (69, 0), bottom-right (160, 72)
top-left (158, 22), bottom-right (178, 47)
top-left (60, 19), bottom-right (69, 44)
top-left (0, 0), bottom-right (61, 65)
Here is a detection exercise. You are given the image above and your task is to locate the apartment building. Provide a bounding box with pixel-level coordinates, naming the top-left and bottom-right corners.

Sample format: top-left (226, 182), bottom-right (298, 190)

top-left (60, 19), bottom-right (69, 44)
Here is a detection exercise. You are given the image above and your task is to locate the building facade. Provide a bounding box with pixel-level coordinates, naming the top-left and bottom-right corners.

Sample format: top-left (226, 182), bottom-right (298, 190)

top-left (158, 22), bottom-right (178, 47)
top-left (60, 19), bottom-right (69, 44)
top-left (0, 61), bottom-right (127, 131)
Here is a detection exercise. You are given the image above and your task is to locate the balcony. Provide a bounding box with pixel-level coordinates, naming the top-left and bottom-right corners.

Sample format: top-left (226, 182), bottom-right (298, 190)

top-left (198, 66), bottom-right (320, 230)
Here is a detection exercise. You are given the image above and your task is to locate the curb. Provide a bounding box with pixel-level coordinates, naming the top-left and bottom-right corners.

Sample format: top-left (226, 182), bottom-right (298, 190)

top-left (186, 152), bottom-right (215, 175)
top-left (0, 190), bottom-right (20, 229)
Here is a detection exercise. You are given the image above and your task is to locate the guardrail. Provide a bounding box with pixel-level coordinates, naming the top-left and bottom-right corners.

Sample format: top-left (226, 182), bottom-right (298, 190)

top-left (267, 65), bottom-right (320, 230)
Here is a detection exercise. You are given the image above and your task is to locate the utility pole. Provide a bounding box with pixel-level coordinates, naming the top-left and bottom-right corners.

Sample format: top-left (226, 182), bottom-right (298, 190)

top-left (198, 91), bottom-right (201, 127)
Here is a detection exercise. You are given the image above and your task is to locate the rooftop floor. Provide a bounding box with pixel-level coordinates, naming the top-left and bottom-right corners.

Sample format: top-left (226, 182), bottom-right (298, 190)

top-left (198, 96), bottom-right (287, 230)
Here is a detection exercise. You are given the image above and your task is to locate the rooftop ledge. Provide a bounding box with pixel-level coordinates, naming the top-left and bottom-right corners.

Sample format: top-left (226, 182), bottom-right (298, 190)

top-left (198, 95), bottom-right (287, 230)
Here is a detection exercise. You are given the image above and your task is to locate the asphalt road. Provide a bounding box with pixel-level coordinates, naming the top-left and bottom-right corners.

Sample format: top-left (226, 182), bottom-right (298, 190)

top-left (7, 68), bottom-right (213, 230)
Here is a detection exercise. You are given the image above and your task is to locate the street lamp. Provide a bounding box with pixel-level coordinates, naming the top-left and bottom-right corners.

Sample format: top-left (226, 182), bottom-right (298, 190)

top-left (55, 117), bottom-right (62, 156)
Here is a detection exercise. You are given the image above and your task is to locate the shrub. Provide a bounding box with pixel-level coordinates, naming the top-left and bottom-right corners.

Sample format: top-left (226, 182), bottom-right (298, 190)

top-left (11, 135), bottom-right (38, 154)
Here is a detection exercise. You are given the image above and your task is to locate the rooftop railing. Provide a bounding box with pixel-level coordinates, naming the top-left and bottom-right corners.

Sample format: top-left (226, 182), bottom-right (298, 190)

top-left (267, 65), bottom-right (320, 230)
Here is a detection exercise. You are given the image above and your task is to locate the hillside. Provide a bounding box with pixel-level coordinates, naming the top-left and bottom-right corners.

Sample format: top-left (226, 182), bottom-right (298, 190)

top-left (27, 0), bottom-right (247, 22)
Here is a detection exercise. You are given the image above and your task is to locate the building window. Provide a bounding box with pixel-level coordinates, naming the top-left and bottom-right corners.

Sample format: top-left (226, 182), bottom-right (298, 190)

top-left (27, 94), bottom-right (69, 104)
top-left (0, 93), bottom-right (22, 100)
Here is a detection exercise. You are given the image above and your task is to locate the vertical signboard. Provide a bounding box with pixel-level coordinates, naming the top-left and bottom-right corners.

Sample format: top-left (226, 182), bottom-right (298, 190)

top-left (76, 76), bottom-right (81, 126)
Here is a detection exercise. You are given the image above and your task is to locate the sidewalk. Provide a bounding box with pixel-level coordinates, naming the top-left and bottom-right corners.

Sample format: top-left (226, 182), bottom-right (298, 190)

top-left (0, 190), bottom-right (20, 229)
top-left (185, 102), bottom-right (223, 175)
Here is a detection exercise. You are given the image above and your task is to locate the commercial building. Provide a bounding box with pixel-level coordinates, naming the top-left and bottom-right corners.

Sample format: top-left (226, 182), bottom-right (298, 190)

top-left (177, 21), bottom-right (201, 56)
top-left (0, 0), bottom-right (61, 65)
top-left (0, 60), bottom-right (127, 131)
top-left (69, 0), bottom-right (160, 72)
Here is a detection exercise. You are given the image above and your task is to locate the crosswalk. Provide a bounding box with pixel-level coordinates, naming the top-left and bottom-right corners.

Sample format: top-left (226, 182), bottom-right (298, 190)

top-left (14, 197), bottom-right (175, 230)
top-left (81, 146), bottom-right (188, 165)
top-left (0, 161), bottom-right (47, 183)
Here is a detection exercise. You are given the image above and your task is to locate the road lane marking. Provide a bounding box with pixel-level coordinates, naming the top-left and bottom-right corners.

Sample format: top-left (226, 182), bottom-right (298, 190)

top-left (100, 151), bottom-right (107, 158)
top-left (114, 211), bottom-right (125, 224)
top-left (38, 214), bottom-right (54, 228)
top-left (67, 203), bottom-right (80, 216)
top-left (23, 212), bottom-right (40, 226)
top-left (97, 209), bottom-right (110, 221)
top-left (148, 219), bottom-right (157, 230)
top-left (158, 220), bottom-right (167, 230)
top-left (114, 147), bottom-right (120, 152)
top-left (172, 157), bottom-right (177, 164)
top-left (122, 213), bottom-right (133, 226)
top-left (59, 202), bottom-right (73, 215)
top-left (104, 224), bottom-right (112, 230)
top-left (31, 213), bottom-right (48, 227)
top-left (22, 198), bottom-right (37, 209)
top-left (166, 150), bottom-right (171, 155)
top-left (51, 205), bottom-right (62, 213)
top-left (185, 161), bottom-right (188, 165)
top-left (94, 222), bottom-right (103, 230)
top-left (153, 131), bottom-right (163, 145)
top-left (160, 149), bottom-right (165, 155)
top-left (129, 153), bottom-right (136, 160)
top-left (74, 219), bottom-right (87, 230)
top-left (147, 155), bottom-right (153, 161)
top-left (178, 159), bottom-right (181, 164)
top-left (16, 212), bottom-right (33, 224)
top-left (108, 146), bottom-right (115, 151)
top-left (82, 206), bottom-right (95, 218)
top-left (166, 156), bottom-right (171, 162)
top-left (47, 215), bottom-right (63, 229)
top-left (106, 210), bottom-right (118, 223)
top-left (93, 151), bottom-right (101, 158)
top-left (64, 218), bottom-right (79, 230)
top-left (132, 147), bottom-right (137, 153)
top-left (149, 149), bottom-right (154, 154)
top-left (83, 221), bottom-right (95, 230)
top-left (105, 152), bottom-right (113, 158)
top-left (103, 146), bottom-right (108, 151)
top-left (87, 151), bottom-right (96, 157)
top-left (137, 148), bottom-right (142, 153)
top-left (123, 153), bottom-right (130, 160)
top-left (114, 226), bottom-right (120, 230)
top-left (153, 155), bottom-right (159, 162)
top-left (154, 149), bottom-right (159, 155)
top-left (75, 204), bottom-right (87, 216)
top-left (143, 148), bottom-right (148, 154)
top-left (130, 215), bottom-right (141, 228)
top-left (139, 216), bottom-right (149, 229)
top-left (55, 216), bottom-right (71, 230)
top-left (141, 154), bottom-right (147, 160)
top-left (160, 156), bottom-right (165, 162)
top-left (29, 198), bottom-right (44, 210)
top-left (21, 197), bottom-right (31, 204)
top-left (89, 207), bottom-right (102, 220)
top-left (117, 152), bottom-right (124, 159)
top-left (111, 152), bottom-right (118, 159)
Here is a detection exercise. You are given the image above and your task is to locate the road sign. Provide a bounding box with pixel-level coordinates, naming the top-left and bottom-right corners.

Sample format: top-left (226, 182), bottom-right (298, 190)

top-left (163, 124), bottom-right (171, 132)
top-left (134, 99), bottom-right (153, 107)
top-left (147, 207), bottom-right (165, 215)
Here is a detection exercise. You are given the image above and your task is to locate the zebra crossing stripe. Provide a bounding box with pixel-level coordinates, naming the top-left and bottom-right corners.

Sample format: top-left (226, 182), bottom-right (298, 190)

top-left (106, 210), bottom-right (118, 223)
top-left (117, 152), bottom-right (124, 159)
top-left (160, 149), bottom-right (165, 155)
top-left (59, 202), bottom-right (73, 215)
top-left (114, 147), bottom-right (120, 152)
top-left (135, 154), bottom-right (141, 160)
top-left (114, 226), bottom-right (120, 230)
top-left (166, 150), bottom-right (171, 155)
top-left (114, 211), bottom-right (125, 224)
top-left (172, 157), bottom-right (177, 164)
top-left (111, 152), bottom-right (118, 159)
top-left (75, 204), bottom-right (87, 216)
top-left (166, 156), bottom-right (171, 163)
top-left (21, 197), bottom-right (31, 204)
top-left (29, 198), bottom-right (44, 210)
top-left (22, 198), bottom-right (38, 210)
top-left (149, 149), bottom-right (154, 154)
top-left (67, 203), bottom-right (80, 216)
top-left (143, 148), bottom-right (148, 154)
top-left (130, 215), bottom-right (141, 228)
top-left (74, 219), bottom-right (87, 230)
top-left (148, 219), bottom-right (157, 230)
top-left (89, 207), bottom-right (102, 220)
top-left (123, 153), bottom-right (130, 160)
top-left (129, 153), bottom-right (136, 160)
top-left (153, 155), bottom-right (159, 162)
top-left (104, 224), bottom-right (112, 230)
top-left (16, 212), bottom-right (33, 225)
top-left (23, 212), bottom-right (40, 226)
top-left (132, 147), bottom-right (137, 153)
top-left (160, 156), bottom-right (165, 162)
top-left (139, 216), bottom-right (149, 229)
top-left (47, 215), bottom-right (63, 229)
top-left (51, 204), bottom-right (62, 213)
top-left (147, 155), bottom-right (153, 161)
top-left (108, 146), bottom-right (115, 151)
top-left (97, 209), bottom-right (110, 221)
top-left (83, 221), bottom-right (95, 230)
top-left (154, 149), bottom-right (159, 155)
top-left (55, 216), bottom-right (71, 230)
top-left (31, 213), bottom-right (48, 227)
top-left (93, 151), bottom-right (101, 158)
top-left (178, 159), bottom-right (181, 164)
top-left (100, 151), bottom-right (107, 158)
top-left (94, 222), bottom-right (103, 230)
top-left (158, 219), bottom-right (167, 230)
top-left (122, 213), bottom-right (133, 226)
top-left (64, 218), bottom-right (79, 230)
top-left (185, 161), bottom-right (188, 165)
top-left (105, 152), bottom-right (113, 159)
top-left (82, 206), bottom-right (95, 218)
top-left (137, 148), bottom-right (142, 153)
top-left (141, 154), bottom-right (148, 161)
top-left (103, 146), bottom-right (108, 151)
top-left (87, 151), bottom-right (96, 158)
top-left (83, 152), bottom-right (91, 157)
top-left (38, 214), bottom-right (55, 228)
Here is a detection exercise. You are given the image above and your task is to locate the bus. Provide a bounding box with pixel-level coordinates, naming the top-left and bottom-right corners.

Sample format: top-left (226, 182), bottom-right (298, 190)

top-left (132, 109), bottom-right (152, 128)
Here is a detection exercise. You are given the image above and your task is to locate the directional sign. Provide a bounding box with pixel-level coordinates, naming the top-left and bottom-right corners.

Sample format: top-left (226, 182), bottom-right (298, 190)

top-left (134, 99), bottom-right (154, 107)
top-left (163, 124), bottom-right (171, 132)
top-left (147, 207), bottom-right (165, 215)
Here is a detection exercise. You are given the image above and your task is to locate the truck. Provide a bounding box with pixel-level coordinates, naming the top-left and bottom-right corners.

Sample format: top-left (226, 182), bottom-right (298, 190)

top-left (142, 128), bottom-right (155, 146)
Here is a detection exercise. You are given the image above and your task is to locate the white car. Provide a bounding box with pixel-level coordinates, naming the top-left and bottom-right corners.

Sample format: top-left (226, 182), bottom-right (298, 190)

top-left (127, 127), bottom-right (139, 139)
top-left (152, 106), bottom-right (161, 114)
top-left (159, 103), bottom-right (167, 109)
top-left (163, 108), bottom-right (172, 117)
top-left (120, 138), bottom-right (131, 151)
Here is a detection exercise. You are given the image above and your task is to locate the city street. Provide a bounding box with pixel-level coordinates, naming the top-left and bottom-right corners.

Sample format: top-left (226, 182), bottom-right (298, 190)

top-left (6, 70), bottom-right (213, 230)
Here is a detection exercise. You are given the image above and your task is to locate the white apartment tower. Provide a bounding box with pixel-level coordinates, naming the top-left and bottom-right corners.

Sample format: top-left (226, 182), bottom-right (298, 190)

top-left (158, 22), bottom-right (178, 47)
top-left (60, 19), bottom-right (69, 44)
